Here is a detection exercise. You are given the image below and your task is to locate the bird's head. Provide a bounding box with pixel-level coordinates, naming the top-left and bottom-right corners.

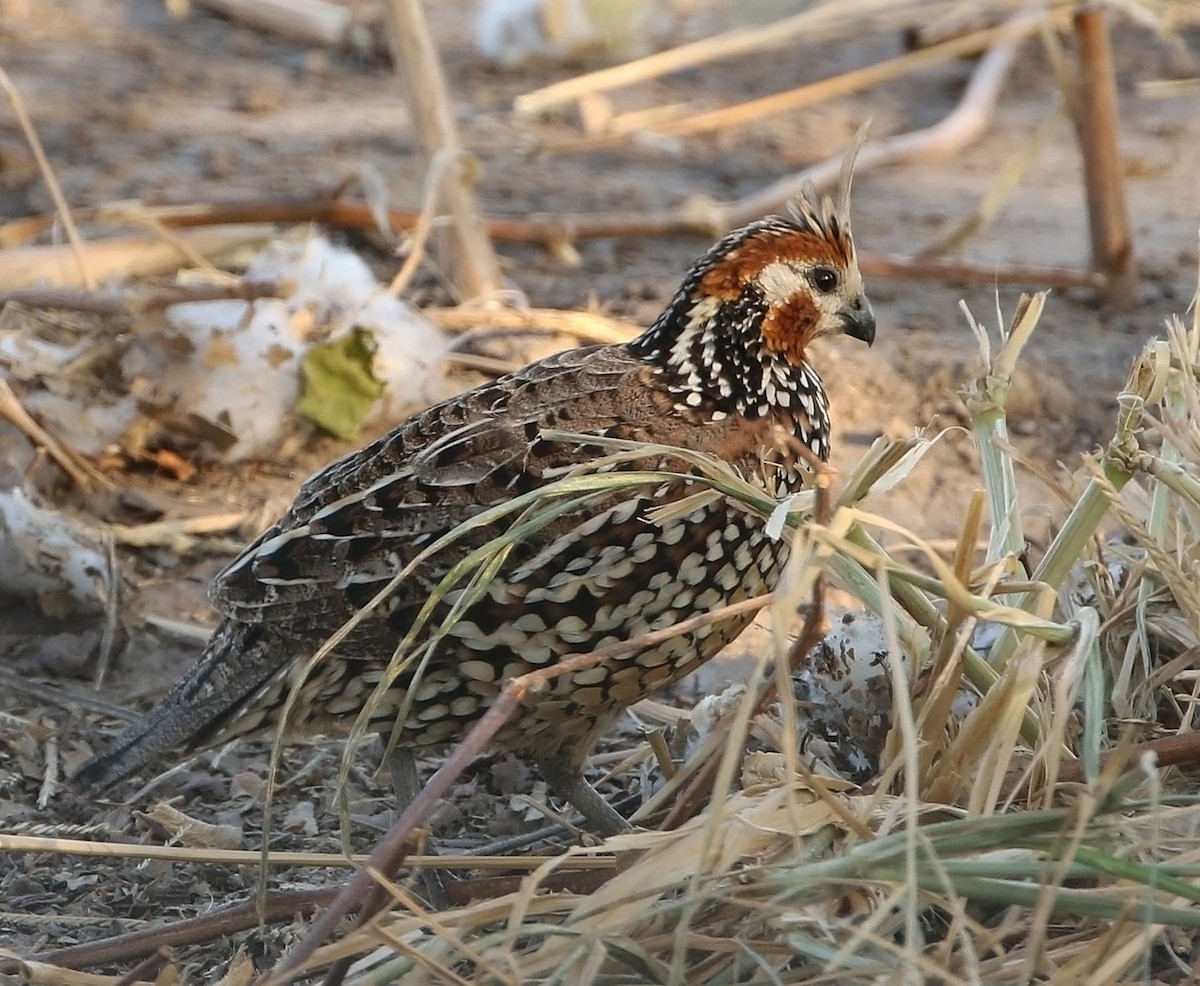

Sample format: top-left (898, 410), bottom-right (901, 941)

top-left (630, 148), bottom-right (874, 423)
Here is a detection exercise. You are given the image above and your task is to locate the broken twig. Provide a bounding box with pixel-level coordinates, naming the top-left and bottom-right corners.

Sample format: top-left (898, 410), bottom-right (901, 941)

top-left (384, 0), bottom-right (501, 302)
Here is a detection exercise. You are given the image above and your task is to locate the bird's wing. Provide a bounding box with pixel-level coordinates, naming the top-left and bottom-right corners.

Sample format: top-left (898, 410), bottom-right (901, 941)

top-left (209, 344), bottom-right (675, 629)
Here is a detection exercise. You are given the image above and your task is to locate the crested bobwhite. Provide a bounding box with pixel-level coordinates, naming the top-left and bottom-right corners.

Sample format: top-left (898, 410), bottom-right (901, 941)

top-left (76, 169), bottom-right (876, 835)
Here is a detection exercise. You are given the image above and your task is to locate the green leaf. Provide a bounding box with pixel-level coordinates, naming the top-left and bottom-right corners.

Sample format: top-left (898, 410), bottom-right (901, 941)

top-left (296, 327), bottom-right (385, 440)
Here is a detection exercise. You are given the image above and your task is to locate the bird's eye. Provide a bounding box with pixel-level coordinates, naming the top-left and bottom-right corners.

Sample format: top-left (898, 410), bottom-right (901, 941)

top-left (810, 267), bottom-right (839, 293)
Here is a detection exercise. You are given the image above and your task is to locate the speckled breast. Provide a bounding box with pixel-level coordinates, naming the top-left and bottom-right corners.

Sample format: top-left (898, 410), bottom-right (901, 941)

top-left (316, 486), bottom-right (791, 759)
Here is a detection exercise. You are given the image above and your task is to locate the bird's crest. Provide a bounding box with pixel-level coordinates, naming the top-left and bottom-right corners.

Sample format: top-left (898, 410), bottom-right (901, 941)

top-left (784, 121), bottom-right (867, 268)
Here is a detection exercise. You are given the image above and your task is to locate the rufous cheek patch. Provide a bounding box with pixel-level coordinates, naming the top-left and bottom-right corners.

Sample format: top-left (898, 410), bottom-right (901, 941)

top-left (761, 292), bottom-right (820, 365)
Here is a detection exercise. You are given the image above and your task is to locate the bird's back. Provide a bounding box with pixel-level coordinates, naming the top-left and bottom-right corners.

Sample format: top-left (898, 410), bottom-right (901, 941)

top-left (204, 342), bottom-right (801, 751)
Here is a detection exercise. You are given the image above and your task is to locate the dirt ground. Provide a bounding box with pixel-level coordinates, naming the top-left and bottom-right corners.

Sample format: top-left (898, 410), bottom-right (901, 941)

top-left (1, 0), bottom-right (1199, 978)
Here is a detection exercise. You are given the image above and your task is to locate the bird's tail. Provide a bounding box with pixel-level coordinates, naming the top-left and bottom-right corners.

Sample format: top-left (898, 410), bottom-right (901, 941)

top-left (74, 621), bottom-right (289, 792)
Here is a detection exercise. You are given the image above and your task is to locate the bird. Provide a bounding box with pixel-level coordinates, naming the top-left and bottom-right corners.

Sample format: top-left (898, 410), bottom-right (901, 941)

top-left (76, 162), bottom-right (876, 837)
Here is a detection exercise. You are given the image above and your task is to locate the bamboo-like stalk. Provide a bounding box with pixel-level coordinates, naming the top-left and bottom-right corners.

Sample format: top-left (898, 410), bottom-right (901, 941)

top-left (985, 341), bottom-right (1160, 673)
top-left (960, 292), bottom-right (1044, 578)
top-left (384, 0), bottom-right (501, 302)
top-left (1069, 6), bottom-right (1139, 308)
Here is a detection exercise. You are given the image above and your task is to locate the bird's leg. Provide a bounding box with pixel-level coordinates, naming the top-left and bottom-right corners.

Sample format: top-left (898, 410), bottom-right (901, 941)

top-left (536, 749), bottom-right (631, 837)
top-left (386, 745), bottom-right (453, 910)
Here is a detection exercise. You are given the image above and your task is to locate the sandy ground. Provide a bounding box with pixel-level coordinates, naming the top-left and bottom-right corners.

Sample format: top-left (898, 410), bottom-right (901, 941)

top-left (1, 0), bottom-right (1199, 975)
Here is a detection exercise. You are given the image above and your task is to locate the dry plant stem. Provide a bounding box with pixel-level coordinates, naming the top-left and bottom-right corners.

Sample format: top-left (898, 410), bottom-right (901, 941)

top-left (1054, 730), bottom-right (1200, 785)
top-left (857, 253), bottom-right (1105, 291)
top-left (428, 306), bottom-right (641, 345)
top-left (0, 377), bottom-right (107, 491)
top-left (0, 833), bottom-right (611, 873)
top-left (387, 146), bottom-right (458, 297)
top-left (622, 15), bottom-right (1060, 139)
top-left (0, 65), bottom-right (93, 291)
top-left (0, 666), bottom-right (137, 720)
top-left (962, 292), bottom-right (1044, 577)
top-left (35, 888), bottom-right (343, 970)
top-left (725, 9), bottom-right (1040, 227)
top-left (0, 226), bottom-right (274, 291)
top-left (384, 0), bottom-right (500, 302)
top-left (100, 512), bottom-right (249, 548)
top-left (1070, 6), bottom-right (1138, 308)
top-left (111, 948), bottom-right (170, 986)
top-left (512, 0), bottom-right (1001, 115)
top-left (93, 534), bottom-right (121, 688)
top-left (441, 869), bottom-right (613, 905)
top-left (0, 198), bottom-right (712, 249)
top-left (195, 0), bottom-right (354, 48)
top-left (920, 104), bottom-right (1065, 258)
top-left (2, 199), bottom-right (1104, 291)
top-left (270, 593), bottom-right (772, 983)
top-left (0, 281), bottom-right (281, 315)
top-left (658, 743), bottom-right (722, 831)
top-left (915, 491), bottom-right (984, 780)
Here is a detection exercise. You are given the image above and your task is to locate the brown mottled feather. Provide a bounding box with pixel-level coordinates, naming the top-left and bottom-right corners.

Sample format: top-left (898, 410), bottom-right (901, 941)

top-left (76, 172), bottom-right (876, 834)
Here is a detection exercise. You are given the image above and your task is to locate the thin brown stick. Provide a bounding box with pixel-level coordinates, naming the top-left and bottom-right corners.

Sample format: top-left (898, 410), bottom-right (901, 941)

top-left (384, 0), bottom-right (501, 302)
top-left (111, 948), bottom-right (171, 986)
top-left (92, 534), bottom-right (121, 688)
top-left (2, 197), bottom-right (1104, 295)
top-left (0, 281), bottom-right (280, 315)
top-left (1054, 730), bottom-right (1200, 786)
top-left (442, 868), bottom-right (613, 905)
top-left (857, 253), bottom-right (1106, 291)
top-left (1070, 6), bottom-right (1138, 308)
top-left (35, 888), bottom-right (343, 970)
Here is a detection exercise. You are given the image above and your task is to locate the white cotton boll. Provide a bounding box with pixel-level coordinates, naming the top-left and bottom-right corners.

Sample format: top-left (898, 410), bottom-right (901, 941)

top-left (157, 297), bottom-right (308, 462)
top-left (358, 291), bottom-right (450, 426)
top-left (476, 0), bottom-right (549, 68)
top-left (2, 235), bottom-right (446, 467)
top-left (792, 609), bottom-right (894, 781)
top-left (689, 683), bottom-right (746, 738)
top-left (131, 235), bottom-right (447, 461)
top-left (254, 235), bottom-right (378, 311)
top-left (475, 0), bottom-right (669, 69)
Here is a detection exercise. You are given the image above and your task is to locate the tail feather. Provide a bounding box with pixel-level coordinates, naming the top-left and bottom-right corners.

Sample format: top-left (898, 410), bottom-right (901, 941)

top-left (74, 621), bottom-right (290, 792)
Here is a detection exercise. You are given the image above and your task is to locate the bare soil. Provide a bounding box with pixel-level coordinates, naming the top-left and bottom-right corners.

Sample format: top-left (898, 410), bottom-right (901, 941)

top-left (1, 0), bottom-right (1198, 977)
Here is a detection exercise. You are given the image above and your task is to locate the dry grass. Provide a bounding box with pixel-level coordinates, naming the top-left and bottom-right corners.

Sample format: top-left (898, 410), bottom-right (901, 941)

top-left (263, 274), bottom-right (1200, 985)
top-left (4, 2), bottom-right (1200, 981)
top-left (6, 274), bottom-right (1199, 985)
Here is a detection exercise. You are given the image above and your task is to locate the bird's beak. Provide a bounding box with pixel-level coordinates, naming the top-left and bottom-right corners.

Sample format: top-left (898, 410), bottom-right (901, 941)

top-left (838, 297), bottom-right (876, 346)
